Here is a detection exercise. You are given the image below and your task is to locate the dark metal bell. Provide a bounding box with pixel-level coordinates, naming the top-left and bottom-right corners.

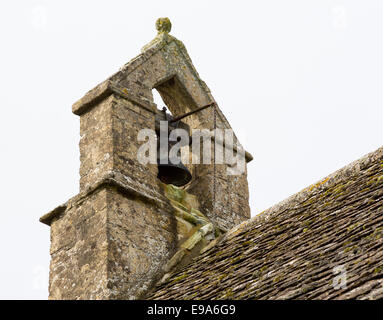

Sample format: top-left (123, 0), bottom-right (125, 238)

top-left (157, 155), bottom-right (192, 187)
top-left (155, 106), bottom-right (192, 187)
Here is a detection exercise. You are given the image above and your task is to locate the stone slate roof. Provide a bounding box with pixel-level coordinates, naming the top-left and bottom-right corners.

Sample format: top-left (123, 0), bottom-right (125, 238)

top-left (148, 146), bottom-right (383, 300)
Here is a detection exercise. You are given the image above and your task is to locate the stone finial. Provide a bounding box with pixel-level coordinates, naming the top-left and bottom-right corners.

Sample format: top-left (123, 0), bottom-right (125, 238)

top-left (156, 17), bottom-right (172, 34)
top-left (141, 17), bottom-right (173, 52)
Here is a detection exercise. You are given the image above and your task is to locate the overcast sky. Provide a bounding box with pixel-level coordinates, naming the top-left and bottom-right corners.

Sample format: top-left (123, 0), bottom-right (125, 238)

top-left (0, 0), bottom-right (382, 299)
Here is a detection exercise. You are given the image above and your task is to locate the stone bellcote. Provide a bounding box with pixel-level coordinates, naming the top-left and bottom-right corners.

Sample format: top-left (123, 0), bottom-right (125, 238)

top-left (40, 18), bottom-right (253, 299)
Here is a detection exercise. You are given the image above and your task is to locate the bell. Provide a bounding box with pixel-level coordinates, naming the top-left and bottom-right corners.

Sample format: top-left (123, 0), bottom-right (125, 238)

top-left (155, 106), bottom-right (192, 187)
top-left (157, 154), bottom-right (192, 187)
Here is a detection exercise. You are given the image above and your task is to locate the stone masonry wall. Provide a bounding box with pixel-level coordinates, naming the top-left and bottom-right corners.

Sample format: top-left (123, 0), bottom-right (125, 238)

top-left (105, 188), bottom-right (177, 299)
top-left (48, 184), bottom-right (178, 300)
top-left (79, 95), bottom-right (114, 192)
top-left (49, 188), bottom-right (109, 299)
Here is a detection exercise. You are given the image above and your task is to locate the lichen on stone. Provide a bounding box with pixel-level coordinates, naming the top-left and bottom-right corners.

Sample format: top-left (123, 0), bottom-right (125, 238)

top-left (156, 17), bottom-right (172, 34)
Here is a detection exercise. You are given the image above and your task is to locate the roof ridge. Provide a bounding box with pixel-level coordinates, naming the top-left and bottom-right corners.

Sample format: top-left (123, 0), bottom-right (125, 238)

top-left (223, 145), bottom-right (383, 241)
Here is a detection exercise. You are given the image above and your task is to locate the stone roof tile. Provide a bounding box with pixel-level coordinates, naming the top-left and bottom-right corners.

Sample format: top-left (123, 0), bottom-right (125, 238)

top-left (148, 146), bottom-right (383, 300)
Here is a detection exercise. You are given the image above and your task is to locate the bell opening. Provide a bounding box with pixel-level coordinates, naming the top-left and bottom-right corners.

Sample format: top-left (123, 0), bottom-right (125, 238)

top-left (153, 86), bottom-right (193, 187)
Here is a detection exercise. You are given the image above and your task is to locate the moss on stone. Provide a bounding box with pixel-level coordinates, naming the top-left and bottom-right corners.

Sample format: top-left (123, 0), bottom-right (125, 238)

top-left (170, 274), bottom-right (188, 284)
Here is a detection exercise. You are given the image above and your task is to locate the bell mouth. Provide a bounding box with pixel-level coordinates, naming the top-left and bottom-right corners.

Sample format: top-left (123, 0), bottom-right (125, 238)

top-left (157, 164), bottom-right (192, 187)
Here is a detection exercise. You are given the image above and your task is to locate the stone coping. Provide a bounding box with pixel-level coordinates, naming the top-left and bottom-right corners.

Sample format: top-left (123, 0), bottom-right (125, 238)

top-left (72, 80), bottom-right (157, 116)
top-left (39, 171), bottom-right (170, 226)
